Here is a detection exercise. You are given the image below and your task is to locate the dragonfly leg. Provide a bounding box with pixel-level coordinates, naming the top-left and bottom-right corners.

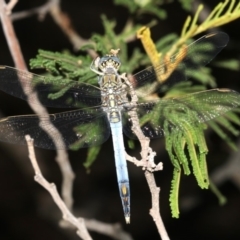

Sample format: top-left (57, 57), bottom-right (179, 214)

top-left (120, 73), bottom-right (138, 103)
top-left (90, 58), bottom-right (104, 75)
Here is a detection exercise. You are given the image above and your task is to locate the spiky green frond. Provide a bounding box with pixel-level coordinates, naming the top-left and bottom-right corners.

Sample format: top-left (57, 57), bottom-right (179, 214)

top-left (113, 0), bottom-right (169, 19)
top-left (169, 168), bottom-right (181, 218)
top-left (167, 0), bottom-right (240, 57)
top-left (83, 146), bottom-right (102, 170)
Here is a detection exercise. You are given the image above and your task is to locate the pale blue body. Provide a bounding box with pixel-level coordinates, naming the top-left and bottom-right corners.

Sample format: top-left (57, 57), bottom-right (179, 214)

top-left (110, 121), bottom-right (130, 223)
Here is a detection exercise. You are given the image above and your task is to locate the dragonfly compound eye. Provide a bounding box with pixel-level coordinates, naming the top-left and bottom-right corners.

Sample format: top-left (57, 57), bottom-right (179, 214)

top-left (99, 55), bottom-right (121, 71)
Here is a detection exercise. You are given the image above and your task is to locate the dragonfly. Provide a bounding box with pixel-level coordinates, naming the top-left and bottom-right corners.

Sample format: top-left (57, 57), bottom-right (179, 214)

top-left (0, 32), bottom-right (239, 223)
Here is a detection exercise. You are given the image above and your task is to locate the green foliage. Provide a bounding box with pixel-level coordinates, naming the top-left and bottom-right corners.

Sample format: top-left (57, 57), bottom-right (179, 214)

top-left (156, 93), bottom-right (211, 187)
top-left (127, 139), bottom-right (135, 149)
top-left (155, 33), bottom-right (178, 54)
top-left (169, 168), bottom-right (180, 218)
top-left (207, 112), bottom-right (240, 151)
top-left (214, 59), bottom-right (240, 71)
top-left (113, 0), bottom-right (170, 19)
top-left (139, 88), bottom-right (240, 217)
top-left (163, 82), bottom-right (206, 97)
top-left (178, 0), bottom-right (193, 11)
top-left (30, 49), bottom-right (96, 84)
top-left (145, 0), bottom-right (240, 216)
top-left (209, 179), bottom-right (227, 205)
top-left (83, 146), bottom-right (102, 170)
top-left (166, 0), bottom-right (240, 58)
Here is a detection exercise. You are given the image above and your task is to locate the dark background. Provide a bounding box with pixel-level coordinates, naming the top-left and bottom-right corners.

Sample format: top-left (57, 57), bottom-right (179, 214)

top-left (0, 0), bottom-right (240, 239)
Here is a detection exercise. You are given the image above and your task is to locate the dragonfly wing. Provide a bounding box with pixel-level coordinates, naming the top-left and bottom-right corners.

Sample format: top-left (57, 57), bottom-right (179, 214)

top-left (122, 103), bottom-right (164, 139)
top-left (0, 66), bottom-right (101, 108)
top-left (0, 107), bottom-right (110, 149)
top-left (131, 32), bottom-right (229, 89)
top-left (123, 89), bottom-right (240, 139)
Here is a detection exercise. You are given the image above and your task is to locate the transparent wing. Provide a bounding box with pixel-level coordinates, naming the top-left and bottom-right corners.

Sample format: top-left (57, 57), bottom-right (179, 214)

top-left (123, 89), bottom-right (240, 139)
top-left (0, 107), bottom-right (110, 149)
top-left (0, 66), bottom-right (101, 108)
top-left (131, 32), bottom-right (229, 89)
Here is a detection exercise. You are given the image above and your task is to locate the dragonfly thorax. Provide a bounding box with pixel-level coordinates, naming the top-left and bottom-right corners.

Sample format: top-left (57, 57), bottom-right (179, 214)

top-left (100, 75), bottom-right (126, 123)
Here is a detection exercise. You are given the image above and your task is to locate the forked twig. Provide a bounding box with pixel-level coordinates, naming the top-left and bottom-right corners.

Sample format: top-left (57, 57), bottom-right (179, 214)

top-left (123, 71), bottom-right (169, 238)
top-left (11, 0), bottom-right (97, 58)
top-left (5, 0), bottom-right (18, 14)
top-left (126, 92), bottom-right (169, 239)
top-left (26, 135), bottom-right (132, 240)
top-left (84, 219), bottom-right (133, 240)
top-left (25, 135), bottom-right (92, 240)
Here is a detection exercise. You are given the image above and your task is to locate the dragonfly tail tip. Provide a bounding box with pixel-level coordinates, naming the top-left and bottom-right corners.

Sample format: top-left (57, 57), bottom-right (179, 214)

top-left (125, 216), bottom-right (130, 224)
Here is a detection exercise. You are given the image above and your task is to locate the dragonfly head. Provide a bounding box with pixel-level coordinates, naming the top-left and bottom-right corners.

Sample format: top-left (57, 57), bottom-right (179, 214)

top-left (97, 49), bottom-right (121, 72)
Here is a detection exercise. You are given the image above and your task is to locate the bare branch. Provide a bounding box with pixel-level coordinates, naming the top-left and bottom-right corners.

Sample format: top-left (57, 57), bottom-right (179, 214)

top-left (25, 135), bottom-right (92, 240)
top-left (60, 215), bottom-right (133, 240)
top-left (126, 95), bottom-right (169, 239)
top-left (5, 0), bottom-right (18, 15)
top-left (85, 219), bottom-right (133, 240)
top-left (11, 0), bottom-right (56, 21)
top-left (145, 171), bottom-right (170, 240)
top-left (48, 1), bottom-right (90, 51)
top-left (0, 0), bottom-right (26, 69)
top-left (126, 150), bottom-right (162, 171)
top-left (11, 0), bottom-right (98, 58)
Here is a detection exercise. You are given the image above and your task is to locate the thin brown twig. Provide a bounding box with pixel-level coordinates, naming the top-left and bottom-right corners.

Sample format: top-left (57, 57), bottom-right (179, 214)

top-left (11, 0), bottom-right (56, 21)
top-left (126, 150), bottom-right (162, 171)
top-left (48, 0), bottom-right (96, 55)
top-left (60, 219), bottom-right (133, 240)
top-left (126, 94), bottom-right (169, 239)
top-left (85, 219), bottom-right (133, 240)
top-left (25, 135), bottom-right (92, 240)
top-left (11, 0), bottom-right (98, 58)
top-left (10, 0), bottom-right (137, 58)
top-left (0, 0), bottom-right (26, 69)
top-left (123, 72), bottom-right (169, 238)
top-left (0, 0), bottom-right (75, 210)
top-left (26, 135), bottom-right (133, 240)
top-left (5, 0), bottom-right (18, 14)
